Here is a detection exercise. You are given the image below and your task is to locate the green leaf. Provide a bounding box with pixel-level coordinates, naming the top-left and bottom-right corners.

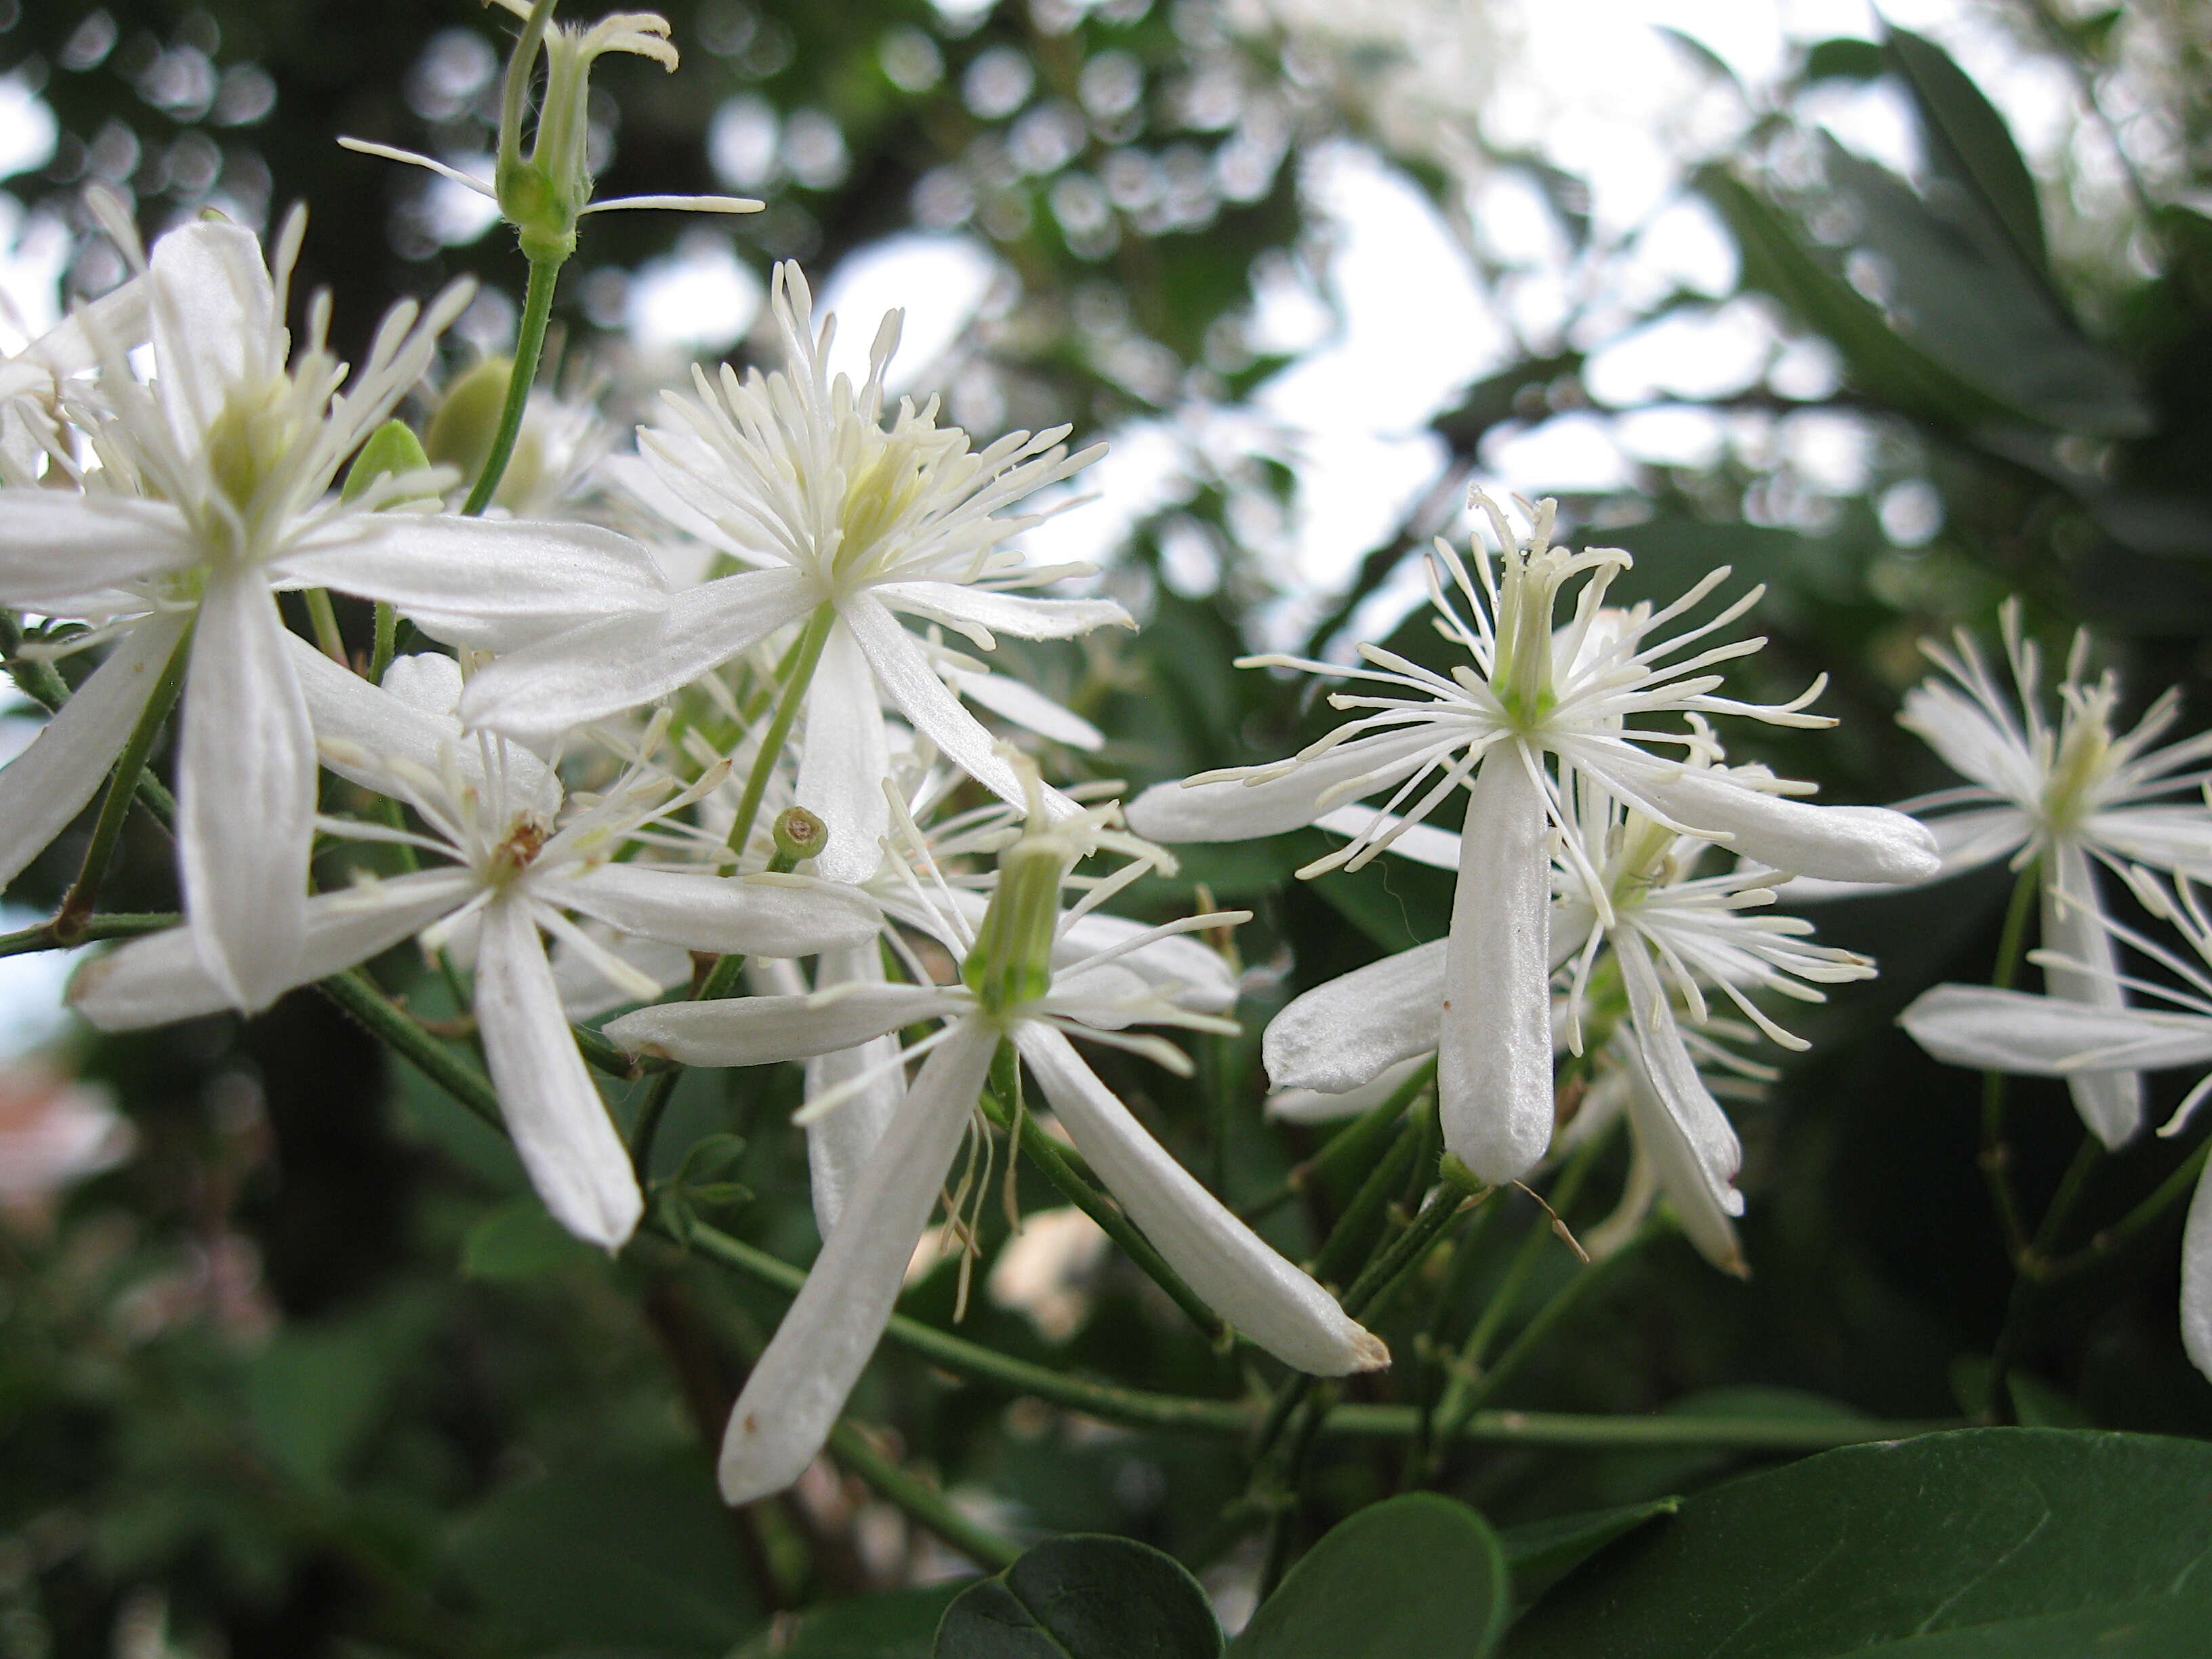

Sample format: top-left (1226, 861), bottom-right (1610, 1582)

top-left (1229, 1494), bottom-right (1509, 1659)
top-left (1502, 1429), bottom-right (2212, 1658)
top-left (1498, 1497), bottom-right (1681, 1610)
top-left (1884, 27), bottom-right (2049, 279)
top-left (934, 1535), bottom-right (1221, 1659)
top-left (246, 1291), bottom-right (438, 1490)
top-left (733, 1586), bottom-right (963, 1658)
top-left (461, 1197), bottom-right (596, 1282)
top-left (1803, 37), bottom-right (1887, 81)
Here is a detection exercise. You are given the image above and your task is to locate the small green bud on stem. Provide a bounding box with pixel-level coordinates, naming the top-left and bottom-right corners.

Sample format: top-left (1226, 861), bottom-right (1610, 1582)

top-left (769, 807), bottom-right (827, 872)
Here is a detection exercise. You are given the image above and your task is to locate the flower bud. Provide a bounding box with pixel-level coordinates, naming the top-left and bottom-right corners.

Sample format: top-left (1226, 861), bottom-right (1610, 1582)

top-left (341, 419), bottom-right (434, 504)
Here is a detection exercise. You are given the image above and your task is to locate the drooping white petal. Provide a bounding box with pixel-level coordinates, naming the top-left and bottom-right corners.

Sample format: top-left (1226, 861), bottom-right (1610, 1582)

top-left (0, 611), bottom-right (190, 890)
top-left (458, 568), bottom-right (818, 741)
top-left (1265, 940), bottom-right (1446, 1094)
top-left (1015, 1024), bottom-right (1387, 1373)
top-left (1615, 935), bottom-right (1744, 1217)
top-left (874, 581), bottom-right (1132, 646)
top-left (795, 617), bottom-right (893, 884)
top-left (1616, 1037), bottom-right (1746, 1276)
top-left (2089, 806), bottom-right (2212, 880)
top-left (605, 981), bottom-right (964, 1067)
top-left (551, 864), bottom-right (880, 958)
top-left (841, 594), bottom-right (1080, 819)
top-left (0, 493), bottom-right (199, 602)
top-left (1898, 984), bottom-right (2212, 1076)
top-left (147, 221), bottom-right (276, 451)
top-left (1057, 909), bottom-right (1240, 1015)
top-left (71, 868), bottom-right (478, 1029)
top-left (2040, 844), bottom-right (2146, 1148)
top-left (476, 896), bottom-right (641, 1249)
top-left (944, 665), bottom-right (1105, 752)
top-left (178, 569), bottom-right (314, 1011)
top-left (1314, 803), bottom-right (1463, 872)
top-left (1267, 1052), bottom-right (1434, 1125)
top-left (803, 943), bottom-right (905, 1236)
top-left (2183, 1160), bottom-right (2212, 1383)
top-left (719, 1016), bottom-right (1000, 1503)
top-left (1439, 749), bottom-right (1555, 1184)
top-left (280, 517), bottom-right (670, 653)
top-left (1126, 724), bottom-right (1446, 844)
top-left (1777, 806), bottom-right (2030, 903)
top-left (1621, 764), bottom-right (1942, 884)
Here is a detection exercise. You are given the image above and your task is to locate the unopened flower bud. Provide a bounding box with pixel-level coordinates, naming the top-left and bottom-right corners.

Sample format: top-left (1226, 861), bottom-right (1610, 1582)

top-left (341, 419), bottom-right (434, 504)
top-left (771, 806), bottom-right (827, 869)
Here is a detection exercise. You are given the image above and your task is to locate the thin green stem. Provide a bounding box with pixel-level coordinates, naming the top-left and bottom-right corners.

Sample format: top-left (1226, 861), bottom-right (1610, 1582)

top-left (1237, 1057), bottom-right (1433, 1225)
top-left (726, 604), bottom-right (836, 860)
top-left (1403, 1189), bottom-right (1501, 1486)
top-left (2046, 1136), bottom-right (2211, 1279)
top-left (1309, 1111), bottom-right (1427, 1286)
top-left (54, 624), bottom-right (194, 943)
top-left (0, 911), bottom-right (176, 959)
top-left (2, 616), bottom-right (176, 827)
top-left (370, 602), bottom-right (399, 684)
top-left (303, 589), bottom-right (348, 664)
top-left (1340, 1169), bottom-right (1487, 1319)
top-left (316, 967), bottom-right (502, 1130)
top-left (459, 256), bottom-right (559, 517)
top-left (1980, 862), bottom-right (2041, 1265)
top-left (825, 1422), bottom-right (1021, 1571)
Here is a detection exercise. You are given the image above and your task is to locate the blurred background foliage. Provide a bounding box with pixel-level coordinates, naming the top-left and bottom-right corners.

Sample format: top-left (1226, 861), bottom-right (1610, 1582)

top-left (2, 0), bottom-right (2211, 1653)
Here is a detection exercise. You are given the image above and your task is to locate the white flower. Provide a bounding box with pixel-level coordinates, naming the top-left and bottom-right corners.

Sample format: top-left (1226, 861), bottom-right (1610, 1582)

top-left (1870, 600), bottom-right (2212, 1147)
top-left (0, 218), bottom-right (669, 1010)
top-left (459, 263), bottom-right (1126, 877)
top-left (1130, 495), bottom-right (1935, 1184)
top-left (70, 648), bottom-right (880, 1248)
top-left (607, 769), bottom-right (1387, 1503)
top-left (1898, 868), bottom-right (2212, 1381)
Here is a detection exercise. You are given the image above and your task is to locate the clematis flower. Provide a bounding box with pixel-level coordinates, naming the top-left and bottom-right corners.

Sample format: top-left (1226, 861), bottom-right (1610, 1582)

top-left (607, 768), bottom-right (1387, 1502)
top-left (459, 263), bottom-right (1124, 879)
top-left (1131, 494), bottom-right (1935, 1184)
top-left (0, 218), bottom-right (669, 1010)
top-left (1824, 600), bottom-right (2212, 1148)
top-left (1899, 867), bottom-right (2212, 1380)
top-left (70, 649), bottom-right (880, 1248)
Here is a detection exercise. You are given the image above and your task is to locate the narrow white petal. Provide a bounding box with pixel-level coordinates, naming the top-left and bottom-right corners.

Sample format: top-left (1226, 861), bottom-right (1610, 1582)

top-left (281, 517), bottom-right (669, 652)
top-left (605, 982), bottom-right (962, 1067)
top-left (1015, 1024), bottom-right (1387, 1374)
top-left (1314, 803), bottom-right (1463, 872)
top-left (475, 897), bottom-right (641, 1248)
top-left (795, 618), bottom-right (893, 884)
top-left (0, 611), bottom-right (189, 889)
top-left (148, 221), bottom-right (274, 447)
top-left (1616, 937), bottom-right (1743, 1214)
top-left (1267, 1052), bottom-right (1435, 1125)
top-left (1058, 909), bottom-right (1240, 1015)
top-left (18, 274), bottom-right (150, 379)
top-left (1616, 1040), bottom-right (1746, 1276)
top-left (948, 666), bottom-right (1105, 752)
top-left (71, 869), bottom-right (477, 1029)
top-left (719, 1017), bottom-right (999, 1502)
top-left (2183, 1160), bottom-right (2212, 1383)
top-left (552, 864), bottom-right (880, 957)
top-left (0, 493), bottom-right (199, 602)
top-left (458, 569), bottom-right (817, 741)
top-left (1626, 766), bottom-right (1942, 884)
top-left (178, 571), bottom-right (313, 1011)
top-left (2089, 805), bottom-right (2212, 880)
top-left (804, 943), bottom-right (905, 1235)
top-left (1265, 940), bottom-right (1446, 1094)
top-left (1439, 750), bottom-right (1555, 1184)
top-left (1126, 724), bottom-right (1445, 844)
top-left (2041, 846), bottom-right (2145, 1147)
top-left (1898, 983), bottom-right (2212, 1076)
top-left (1776, 806), bottom-right (2028, 903)
top-left (874, 582), bottom-right (1133, 643)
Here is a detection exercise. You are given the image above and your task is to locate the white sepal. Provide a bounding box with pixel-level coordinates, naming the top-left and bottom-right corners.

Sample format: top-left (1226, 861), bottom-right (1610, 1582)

top-left (1264, 941), bottom-right (1445, 1094)
top-left (605, 981), bottom-right (963, 1067)
top-left (2041, 843), bottom-right (2145, 1148)
top-left (803, 943), bottom-right (906, 1237)
top-left (795, 616), bottom-right (893, 884)
top-left (554, 863), bottom-right (880, 958)
top-left (1898, 985), bottom-right (2212, 1076)
top-left (1126, 724), bottom-right (1443, 844)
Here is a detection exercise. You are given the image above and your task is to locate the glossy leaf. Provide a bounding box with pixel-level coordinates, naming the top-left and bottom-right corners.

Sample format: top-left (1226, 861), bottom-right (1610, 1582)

top-left (934, 1535), bottom-right (1222, 1659)
top-left (1502, 1429), bottom-right (2212, 1658)
top-left (1229, 1494), bottom-right (1509, 1659)
top-left (1498, 1497), bottom-right (1681, 1610)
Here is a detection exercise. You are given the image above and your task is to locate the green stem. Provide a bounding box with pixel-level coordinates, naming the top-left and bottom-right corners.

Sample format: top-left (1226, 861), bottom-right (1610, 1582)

top-left (2046, 1136), bottom-right (2211, 1279)
top-left (370, 602), bottom-right (398, 684)
top-left (1310, 1113), bottom-right (1427, 1286)
top-left (1403, 1189), bottom-right (1501, 1486)
top-left (2, 616), bottom-right (176, 827)
top-left (459, 255), bottom-right (559, 517)
top-left (1238, 1057), bottom-right (1433, 1225)
top-left (825, 1421), bottom-right (1021, 1570)
top-left (53, 624), bottom-right (194, 943)
top-left (1980, 862), bottom-right (2041, 1265)
top-left (316, 967), bottom-right (503, 1130)
top-left (303, 589), bottom-right (348, 664)
top-left (0, 910), bottom-right (176, 959)
top-left (726, 604), bottom-right (836, 860)
top-left (1340, 1168), bottom-right (1486, 1319)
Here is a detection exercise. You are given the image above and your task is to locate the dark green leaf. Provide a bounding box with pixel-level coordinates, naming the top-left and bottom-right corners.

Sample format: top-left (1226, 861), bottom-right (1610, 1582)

top-left (1803, 38), bottom-right (1887, 81)
top-left (1229, 1494), bottom-right (1509, 1659)
top-left (1655, 26), bottom-right (1743, 92)
top-left (1498, 1497), bottom-right (1681, 1610)
top-left (733, 1586), bottom-right (964, 1658)
top-left (461, 1198), bottom-right (596, 1282)
top-left (246, 1291), bottom-right (437, 1489)
top-left (934, 1535), bottom-right (1221, 1659)
top-left (1502, 1429), bottom-right (2212, 1658)
top-left (1885, 27), bottom-right (2049, 278)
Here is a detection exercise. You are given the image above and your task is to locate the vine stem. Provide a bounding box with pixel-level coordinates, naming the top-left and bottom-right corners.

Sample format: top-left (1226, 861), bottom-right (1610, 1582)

top-left (1980, 861), bottom-right (2041, 1267)
top-left (824, 1421), bottom-right (1022, 1571)
top-left (459, 255), bottom-right (560, 518)
top-left (53, 623), bottom-right (194, 943)
top-left (0, 911), bottom-right (176, 960)
top-left (1237, 1057), bottom-right (1434, 1225)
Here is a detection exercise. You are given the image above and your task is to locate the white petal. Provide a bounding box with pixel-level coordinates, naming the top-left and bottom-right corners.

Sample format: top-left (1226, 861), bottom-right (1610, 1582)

top-left (18, 274), bottom-right (150, 379)
top-left (0, 611), bottom-right (189, 889)
top-left (2088, 805), bottom-right (2212, 880)
top-left (0, 492), bottom-right (199, 602)
top-left (1616, 937), bottom-right (1742, 1214)
top-left (148, 221), bottom-right (275, 448)
top-left (178, 570), bottom-right (314, 1011)
top-left (1776, 806), bottom-right (2029, 903)
top-left (1058, 909), bottom-right (1240, 1015)
top-left (803, 943), bottom-right (905, 1236)
top-left (1265, 941), bottom-right (1446, 1094)
top-left (1624, 765), bottom-right (1942, 884)
top-left (475, 897), bottom-right (641, 1248)
top-left (840, 595), bottom-right (1080, 819)
top-left (874, 582), bottom-right (1133, 645)
top-left (1267, 1052), bottom-right (1435, 1125)
top-left (2041, 846), bottom-right (2145, 1147)
top-left (605, 981), bottom-right (962, 1067)
top-left (1015, 1024), bottom-right (1387, 1374)
top-left (2183, 1160), bottom-right (2212, 1383)
top-left (281, 516), bottom-right (670, 653)
top-left (719, 1016), bottom-right (999, 1502)
top-left (550, 924), bottom-right (692, 1019)
top-left (71, 869), bottom-right (478, 1029)
top-left (947, 666), bottom-right (1105, 752)
top-left (550, 864), bottom-right (880, 957)
top-left (1616, 1040), bottom-right (1746, 1276)
top-left (1313, 803), bottom-right (1463, 872)
top-left (795, 617), bottom-right (893, 884)
top-left (1126, 724), bottom-right (1446, 844)
top-left (1438, 750), bottom-right (1555, 1184)
top-left (458, 568), bottom-right (818, 742)
top-left (1898, 983), bottom-right (2212, 1076)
